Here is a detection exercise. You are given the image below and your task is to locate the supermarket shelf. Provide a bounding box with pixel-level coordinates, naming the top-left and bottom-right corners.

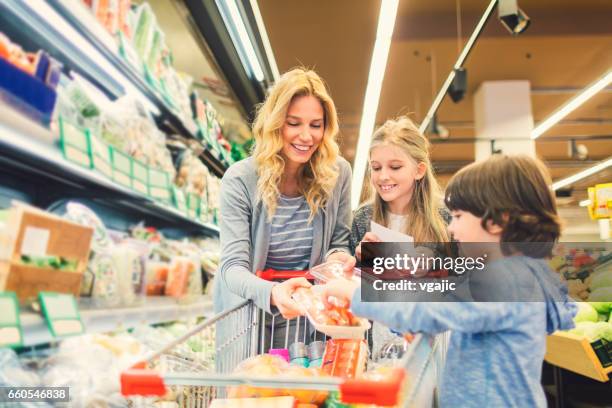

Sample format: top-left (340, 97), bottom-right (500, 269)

top-left (0, 0), bottom-right (227, 178)
top-left (0, 102), bottom-right (219, 237)
top-left (20, 296), bottom-right (213, 347)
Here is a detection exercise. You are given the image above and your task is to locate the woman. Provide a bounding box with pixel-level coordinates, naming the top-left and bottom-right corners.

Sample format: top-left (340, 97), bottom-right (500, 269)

top-left (214, 68), bottom-right (355, 326)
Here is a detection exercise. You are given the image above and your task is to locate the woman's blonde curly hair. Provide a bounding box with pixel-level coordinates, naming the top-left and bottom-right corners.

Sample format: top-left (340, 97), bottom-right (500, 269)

top-left (252, 68), bottom-right (340, 222)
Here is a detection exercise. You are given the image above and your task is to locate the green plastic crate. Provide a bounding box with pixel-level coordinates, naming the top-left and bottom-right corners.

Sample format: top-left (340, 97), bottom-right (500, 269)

top-left (148, 167), bottom-right (172, 202)
top-left (59, 117), bottom-right (91, 169)
top-left (172, 185), bottom-right (187, 213)
top-left (110, 147), bottom-right (133, 188)
top-left (88, 132), bottom-right (113, 179)
top-left (132, 158), bottom-right (149, 195)
top-left (186, 192), bottom-right (200, 219)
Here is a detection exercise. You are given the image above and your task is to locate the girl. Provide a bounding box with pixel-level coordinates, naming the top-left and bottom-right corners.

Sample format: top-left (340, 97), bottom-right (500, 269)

top-left (350, 116), bottom-right (449, 261)
top-left (319, 154), bottom-right (577, 407)
top-left (215, 68), bottom-right (355, 320)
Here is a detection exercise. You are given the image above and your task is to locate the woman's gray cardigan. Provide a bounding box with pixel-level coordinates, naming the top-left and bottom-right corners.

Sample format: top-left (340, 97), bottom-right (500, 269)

top-left (213, 156), bottom-right (353, 313)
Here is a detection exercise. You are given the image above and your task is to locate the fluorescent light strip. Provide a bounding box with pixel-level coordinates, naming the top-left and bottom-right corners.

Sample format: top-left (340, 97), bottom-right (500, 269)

top-left (579, 199), bottom-right (591, 207)
top-left (419, 0), bottom-right (497, 133)
top-left (551, 157), bottom-right (612, 191)
top-left (218, 0), bottom-right (265, 82)
top-left (250, 0), bottom-right (279, 81)
top-left (351, 0), bottom-right (399, 209)
top-left (532, 70), bottom-right (612, 139)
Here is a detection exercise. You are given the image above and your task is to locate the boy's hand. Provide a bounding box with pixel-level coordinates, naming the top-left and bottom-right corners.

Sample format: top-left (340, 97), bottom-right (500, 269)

top-left (355, 232), bottom-right (381, 261)
top-left (315, 278), bottom-right (359, 309)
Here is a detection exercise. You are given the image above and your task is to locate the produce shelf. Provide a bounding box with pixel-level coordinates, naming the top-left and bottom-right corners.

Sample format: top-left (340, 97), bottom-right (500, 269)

top-left (545, 331), bottom-right (612, 382)
top-left (0, 102), bottom-right (219, 237)
top-left (0, 0), bottom-right (227, 178)
top-left (20, 295), bottom-right (213, 347)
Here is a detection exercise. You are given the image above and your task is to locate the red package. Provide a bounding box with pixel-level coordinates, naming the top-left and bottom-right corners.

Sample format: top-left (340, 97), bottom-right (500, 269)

top-left (292, 288), bottom-right (357, 327)
top-left (164, 257), bottom-right (192, 297)
top-left (321, 339), bottom-right (368, 379)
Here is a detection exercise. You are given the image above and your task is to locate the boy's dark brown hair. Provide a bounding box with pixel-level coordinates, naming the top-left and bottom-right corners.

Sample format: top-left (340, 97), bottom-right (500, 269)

top-left (444, 154), bottom-right (561, 258)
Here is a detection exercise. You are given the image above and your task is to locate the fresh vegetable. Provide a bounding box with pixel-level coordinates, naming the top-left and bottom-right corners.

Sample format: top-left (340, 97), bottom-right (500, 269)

top-left (573, 302), bottom-right (599, 323)
top-left (569, 321), bottom-right (612, 342)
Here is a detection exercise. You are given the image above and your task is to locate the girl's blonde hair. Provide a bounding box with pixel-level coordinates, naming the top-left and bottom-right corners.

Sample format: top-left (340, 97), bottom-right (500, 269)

top-left (369, 116), bottom-right (449, 243)
top-left (252, 68), bottom-right (340, 221)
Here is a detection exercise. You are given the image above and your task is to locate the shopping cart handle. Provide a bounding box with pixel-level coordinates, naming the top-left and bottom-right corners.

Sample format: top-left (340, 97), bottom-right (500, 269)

top-left (256, 269), bottom-right (314, 281)
top-left (339, 368), bottom-right (405, 405)
top-left (121, 368), bottom-right (166, 397)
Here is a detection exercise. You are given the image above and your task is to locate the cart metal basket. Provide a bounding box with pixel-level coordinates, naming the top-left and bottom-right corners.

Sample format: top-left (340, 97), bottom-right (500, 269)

top-left (121, 270), bottom-right (445, 407)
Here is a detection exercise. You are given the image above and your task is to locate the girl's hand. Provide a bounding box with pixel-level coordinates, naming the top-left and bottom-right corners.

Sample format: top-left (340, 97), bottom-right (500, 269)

top-left (327, 251), bottom-right (357, 272)
top-left (270, 277), bottom-right (312, 319)
top-left (355, 232), bottom-right (382, 261)
top-left (315, 278), bottom-right (359, 309)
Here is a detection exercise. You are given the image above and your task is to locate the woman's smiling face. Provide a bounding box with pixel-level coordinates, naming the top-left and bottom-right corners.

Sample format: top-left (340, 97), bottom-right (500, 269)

top-left (280, 95), bottom-right (325, 166)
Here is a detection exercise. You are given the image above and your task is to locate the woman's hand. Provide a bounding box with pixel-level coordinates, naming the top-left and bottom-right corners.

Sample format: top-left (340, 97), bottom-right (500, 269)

top-left (315, 278), bottom-right (359, 309)
top-left (270, 277), bottom-right (312, 319)
top-left (355, 232), bottom-right (382, 261)
top-left (327, 250), bottom-right (357, 272)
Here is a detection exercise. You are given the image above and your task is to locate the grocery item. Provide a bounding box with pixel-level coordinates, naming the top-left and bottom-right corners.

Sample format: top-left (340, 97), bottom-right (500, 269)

top-left (64, 202), bottom-right (112, 251)
top-left (321, 339), bottom-right (368, 379)
top-left (292, 287), bottom-right (369, 338)
top-left (87, 252), bottom-right (121, 307)
top-left (292, 287), bottom-right (355, 327)
top-left (310, 260), bottom-right (358, 283)
top-left (110, 242), bottom-right (147, 306)
top-left (146, 260), bottom-right (169, 295)
top-left (307, 341), bottom-right (325, 368)
top-left (227, 354), bottom-right (289, 399)
top-left (288, 342), bottom-right (309, 367)
top-left (164, 257), bottom-right (194, 297)
top-left (574, 302), bottom-right (599, 323)
top-left (210, 396), bottom-right (297, 408)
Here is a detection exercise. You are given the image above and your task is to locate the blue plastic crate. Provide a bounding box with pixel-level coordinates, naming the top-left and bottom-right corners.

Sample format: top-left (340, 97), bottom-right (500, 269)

top-left (0, 57), bottom-right (57, 125)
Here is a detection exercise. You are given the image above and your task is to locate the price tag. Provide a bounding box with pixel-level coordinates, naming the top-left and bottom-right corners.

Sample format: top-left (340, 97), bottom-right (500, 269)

top-left (0, 292), bottom-right (22, 348)
top-left (20, 226), bottom-right (50, 257)
top-left (38, 292), bottom-right (84, 338)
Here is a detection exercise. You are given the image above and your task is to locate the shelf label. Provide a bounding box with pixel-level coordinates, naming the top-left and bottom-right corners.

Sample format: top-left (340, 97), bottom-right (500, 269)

top-left (0, 292), bottom-right (22, 348)
top-left (38, 292), bottom-right (84, 338)
top-left (20, 227), bottom-right (49, 257)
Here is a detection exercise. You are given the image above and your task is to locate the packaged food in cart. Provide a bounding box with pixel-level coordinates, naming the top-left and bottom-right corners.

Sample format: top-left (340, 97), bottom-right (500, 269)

top-left (309, 260), bottom-right (360, 283)
top-left (292, 287), bottom-right (370, 339)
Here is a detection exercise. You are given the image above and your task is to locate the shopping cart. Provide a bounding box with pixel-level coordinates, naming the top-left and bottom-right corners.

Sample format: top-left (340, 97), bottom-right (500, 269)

top-left (121, 270), bottom-right (444, 407)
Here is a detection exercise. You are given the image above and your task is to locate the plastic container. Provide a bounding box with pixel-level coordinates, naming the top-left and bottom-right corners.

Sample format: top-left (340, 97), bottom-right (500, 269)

top-left (307, 341), bottom-right (325, 368)
top-left (321, 339), bottom-right (368, 379)
top-left (148, 167), bottom-right (172, 202)
top-left (89, 131), bottom-right (113, 178)
top-left (310, 260), bottom-right (359, 283)
top-left (132, 158), bottom-right (149, 195)
top-left (110, 147), bottom-right (133, 188)
top-left (145, 260), bottom-right (169, 296)
top-left (165, 257), bottom-right (192, 298)
top-left (289, 342), bottom-right (309, 367)
top-left (59, 117), bottom-right (92, 169)
top-left (186, 192), bottom-right (200, 219)
top-left (0, 56), bottom-right (57, 125)
top-left (292, 287), bottom-right (370, 339)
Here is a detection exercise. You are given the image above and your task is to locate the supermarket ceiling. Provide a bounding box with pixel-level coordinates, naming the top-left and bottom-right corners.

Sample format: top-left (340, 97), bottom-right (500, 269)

top-left (258, 0), bottom-right (612, 204)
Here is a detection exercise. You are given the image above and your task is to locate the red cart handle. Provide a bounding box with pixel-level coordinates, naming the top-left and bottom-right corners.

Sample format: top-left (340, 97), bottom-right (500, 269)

top-left (339, 368), bottom-right (405, 405)
top-left (121, 368), bottom-right (166, 397)
top-left (256, 269), bottom-right (314, 281)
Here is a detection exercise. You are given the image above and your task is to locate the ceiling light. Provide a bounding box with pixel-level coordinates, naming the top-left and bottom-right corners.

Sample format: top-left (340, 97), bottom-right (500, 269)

top-left (351, 0), bottom-right (399, 209)
top-left (249, 0), bottom-right (279, 81)
top-left (216, 0), bottom-right (265, 82)
top-left (498, 0), bottom-right (530, 35)
top-left (552, 157), bottom-right (612, 191)
top-left (532, 70), bottom-right (612, 139)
